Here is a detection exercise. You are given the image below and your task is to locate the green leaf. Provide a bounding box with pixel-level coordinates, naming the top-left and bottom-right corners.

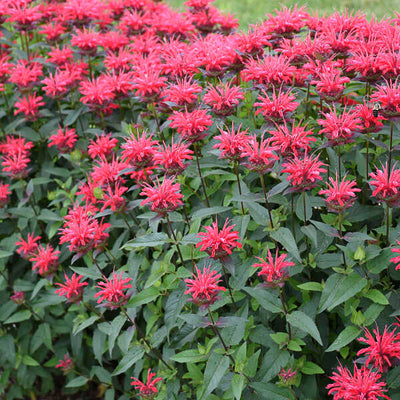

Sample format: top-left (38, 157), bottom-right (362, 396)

top-left (199, 353), bottom-right (229, 400)
top-left (65, 376), bottom-right (88, 388)
top-left (296, 192), bottom-right (312, 221)
top-left (165, 288), bottom-right (186, 334)
top-left (38, 323), bottom-right (53, 351)
top-left (302, 361), bottom-right (324, 375)
top-left (122, 233), bottom-right (169, 249)
top-left (4, 310), bottom-right (31, 324)
top-left (73, 315), bottom-right (99, 335)
top-left (364, 289), bottom-right (389, 305)
top-left (387, 366), bottom-right (400, 388)
top-left (297, 282), bottom-right (323, 291)
top-left (112, 347), bottom-right (145, 376)
top-left (287, 311), bottom-right (322, 345)
top-left (250, 382), bottom-right (294, 400)
top-left (244, 286), bottom-right (283, 313)
top-left (231, 374), bottom-right (245, 400)
top-left (319, 273), bottom-right (367, 313)
top-left (192, 206), bottom-right (232, 220)
top-left (270, 227), bottom-right (301, 262)
top-left (243, 350), bottom-right (260, 378)
top-left (22, 355), bottom-right (39, 367)
top-left (126, 286), bottom-right (160, 308)
top-left (93, 329), bottom-right (106, 365)
top-left (0, 335), bottom-right (15, 364)
top-left (326, 326), bottom-right (361, 352)
top-left (170, 349), bottom-right (207, 363)
top-left (109, 315), bottom-right (126, 357)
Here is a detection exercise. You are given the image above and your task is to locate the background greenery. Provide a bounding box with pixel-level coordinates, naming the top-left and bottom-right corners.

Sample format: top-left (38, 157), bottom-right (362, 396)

top-left (167, 0), bottom-right (398, 27)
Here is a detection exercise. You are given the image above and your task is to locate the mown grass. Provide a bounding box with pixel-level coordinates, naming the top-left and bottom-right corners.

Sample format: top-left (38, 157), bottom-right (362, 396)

top-left (166, 0), bottom-right (399, 27)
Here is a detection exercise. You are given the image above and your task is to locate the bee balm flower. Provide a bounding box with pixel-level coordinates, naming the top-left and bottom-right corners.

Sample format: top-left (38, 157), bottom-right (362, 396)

top-left (131, 369), bottom-right (162, 399)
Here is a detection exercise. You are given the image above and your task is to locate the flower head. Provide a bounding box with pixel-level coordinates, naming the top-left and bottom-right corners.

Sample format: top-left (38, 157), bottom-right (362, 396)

top-left (213, 123), bottom-right (250, 162)
top-left (184, 265), bottom-right (226, 307)
top-left (318, 106), bottom-right (363, 146)
top-left (121, 130), bottom-right (158, 169)
top-left (88, 134), bottom-right (119, 160)
top-left (95, 271), bottom-right (132, 308)
top-left (140, 177), bottom-right (184, 216)
top-left (154, 139), bottom-right (193, 176)
top-left (370, 79), bottom-right (400, 119)
top-left (282, 153), bottom-right (326, 192)
top-left (55, 354), bottom-right (74, 374)
top-left (253, 249), bottom-right (294, 288)
top-left (279, 368), bottom-right (297, 386)
top-left (16, 233), bottom-right (41, 260)
top-left (369, 163), bottom-right (400, 207)
top-left (131, 369), bottom-right (162, 399)
top-left (354, 101), bottom-right (386, 134)
top-left (203, 81), bottom-right (244, 116)
top-left (196, 219), bottom-right (242, 259)
top-left (48, 126), bottom-right (78, 153)
top-left (55, 273), bottom-right (88, 304)
top-left (168, 108), bottom-right (213, 143)
top-left (391, 241), bottom-right (400, 270)
top-left (357, 326), bottom-right (400, 373)
top-left (319, 174), bottom-right (360, 212)
top-left (327, 364), bottom-right (389, 400)
top-left (10, 290), bottom-right (25, 305)
top-left (0, 182), bottom-right (10, 207)
top-left (31, 244), bottom-right (60, 277)
top-left (14, 93), bottom-right (45, 121)
top-left (241, 135), bottom-right (279, 173)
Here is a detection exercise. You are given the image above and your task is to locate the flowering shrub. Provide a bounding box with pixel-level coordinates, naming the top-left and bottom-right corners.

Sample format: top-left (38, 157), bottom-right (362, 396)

top-left (2, 1), bottom-right (400, 399)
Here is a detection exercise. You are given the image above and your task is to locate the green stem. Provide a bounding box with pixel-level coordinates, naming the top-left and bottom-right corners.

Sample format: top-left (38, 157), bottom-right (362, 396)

top-left (193, 143), bottom-right (210, 207)
top-left (165, 214), bottom-right (185, 267)
top-left (221, 263), bottom-right (238, 311)
top-left (234, 162), bottom-right (245, 215)
top-left (338, 212), bottom-right (347, 270)
top-left (291, 194), bottom-right (296, 241)
top-left (279, 288), bottom-right (292, 341)
top-left (386, 203), bottom-right (391, 247)
top-left (260, 174), bottom-right (274, 228)
top-left (302, 191), bottom-right (310, 269)
top-left (120, 212), bottom-right (136, 238)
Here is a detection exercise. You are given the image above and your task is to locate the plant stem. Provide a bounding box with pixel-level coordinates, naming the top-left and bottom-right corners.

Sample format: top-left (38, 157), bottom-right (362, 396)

top-left (305, 82), bottom-right (310, 119)
top-left (165, 214), bottom-right (185, 267)
top-left (56, 99), bottom-right (64, 125)
top-left (121, 307), bottom-right (172, 370)
top-left (104, 246), bottom-right (121, 269)
top-left (88, 251), bottom-right (106, 278)
top-left (386, 203), bottom-right (391, 247)
top-left (260, 174), bottom-right (274, 228)
top-left (388, 120), bottom-right (394, 179)
top-left (193, 143), bottom-right (210, 207)
top-left (207, 308), bottom-right (235, 364)
top-left (302, 191), bottom-right (310, 268)
top-left (220, 263), bottom-right (238, 311)
top-left (338, 145), bottom-right (342, 179)
top-left (291, 193), bottom-right (296, 241)
top-left (279, 288), bottom-right (292, 341)
top-left (120, 212), bottom-right (136, 238)
top-left (338, 212), bottom-right (347, 270)
top-left (151, 102), bottom-right (165, 142)
top-left (234, 161), bottom-right (245, 215)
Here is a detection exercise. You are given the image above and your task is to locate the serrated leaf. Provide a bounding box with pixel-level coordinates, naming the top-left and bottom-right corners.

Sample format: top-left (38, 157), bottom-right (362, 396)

top-left (4, 310), bottom-right (31, 324)
top-left (65, 376), bottom-right (88, 388)
top-left (287, 311), bottom-right (322, 345)
top-left (302, 361), bottom-right (324, 374)
top-left (170, 349), bottom-right (207, 363)
top-left (192, 206), bottom-right (232, 220)
top-left (250, 382), bottom-right (294, 400)
top-left (297, 282), bottom-right (323, 291)
top-left (126, 286), bottom-right (159, 308)
top-left (22, 355), bottom-right (39, 367)
top-left (364, 289), bottom-right (389, 305)
top-left (199, 353), bottom-right (229, 399)
top-left (73, 315), bottom-right (99, 335)
top-left (244, 286), bottom-right (283, 314)
top-left (122, 233), bottom-right (169, 249)
top-left (109, 315), bottom-right (126, 357)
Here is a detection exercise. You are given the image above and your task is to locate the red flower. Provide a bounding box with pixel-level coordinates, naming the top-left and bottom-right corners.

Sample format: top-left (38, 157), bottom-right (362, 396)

top-left (90, 157), bottom-right (129, 187)
top-left (55, 354), bottom-right (74, 374)
top-left (391, 241), bottom-right (400, 270)
top-left (14, 93), bottom-right (45, 121)
top-left (184, 265), bottom-right (226, 307)
top-left (319, 174), bottom-right (360, 212)
top-left (310, 68), bottom-right (350, 102)
top-left (354, 101), bottom-right (386, 134)
top-left (48, 126), bottom-right (78, 153)
top-left (39, 22), bottom-right (66, 42)
top-left (95, 271), bottom-right (132, 308)
top-left (327, 364), bottom-right (389, 400)
top-left (121, 130), bottom-right (157, 169)
top-left (253, 249), bottom-right (294, 288)
top-left (203, 81), bottom-right (244, 116)
top-left (370, 79), bottom-right (400, 119)
top-left (196, 219), bottom-right (242, 259)
top-left (131, 369), bottom-right (162, 399)
top-left (264, 5), bottom-right (308, 38)
top-left (9, 60), bottom-right (43, 90)
top-left (168, 108), bottom-right (213, 143)
top-left (213, 123), bottom-right (250, 162)
top-left (0, 182), bottom-right (10, 207)
top-left (318, 106), bottom-right (363, 146)
top-left (254, 87), bottom-right (299, 124)
top-left (48, 46), bottom-right (74, 66)
top-left (10, 290), bottom-right (25, 305)
top-left (55, 273), bottom-right (88, 303)
top-left (140, 177), bottom-right (184, 215)
top-left (100, 183), bottom-right (128, 212)
top-left (282, 153), bottom-right (326, 192)
top-left (79, 76), bottom-right (117, 114)
top-left (16, 233), bottom-right (41, 260)
top-left (1, 151), bottom-right (31, 179)
top-left (88, 134), bottom-right (119, 160)
top-left (42, 70), bottom-right (75, 98)
top-left (268, 120), bottom-right (316, 158)
top-left (163, 77), bottom-right (202, 109)
top-left (154, 138), bottom-right (193, 176)
top-left (357, 326), bottom-right (400, 372)
top-left (241, 135), bottom-right (279, 173)
top-left (369, 163), bottom-right (400, 207)
top-left (31, 244), bottom-right (60, 277)
top-left (71, 28), bottom-right (100, 55)
top-left (279, 368), bottom-right (297, 386)
top-left (132, 66), bottom-right (167, 102)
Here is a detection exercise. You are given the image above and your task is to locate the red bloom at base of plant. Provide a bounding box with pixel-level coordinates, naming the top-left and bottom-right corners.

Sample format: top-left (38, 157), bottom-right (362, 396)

top-left (95, 271), bottom-right (132, 309)
top-left (55, 354), bottom-right (74, 374)
top-left (55, 273), bottom-right (88, 304)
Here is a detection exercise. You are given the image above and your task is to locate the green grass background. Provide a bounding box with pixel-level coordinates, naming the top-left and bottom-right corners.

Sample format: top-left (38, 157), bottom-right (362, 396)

top-left (166, 0), bottom-right (400, 27)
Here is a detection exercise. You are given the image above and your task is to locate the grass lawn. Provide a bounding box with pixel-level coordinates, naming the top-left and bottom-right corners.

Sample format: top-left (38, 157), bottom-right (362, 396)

top-left (166, 0), bottom-right (399, 27)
